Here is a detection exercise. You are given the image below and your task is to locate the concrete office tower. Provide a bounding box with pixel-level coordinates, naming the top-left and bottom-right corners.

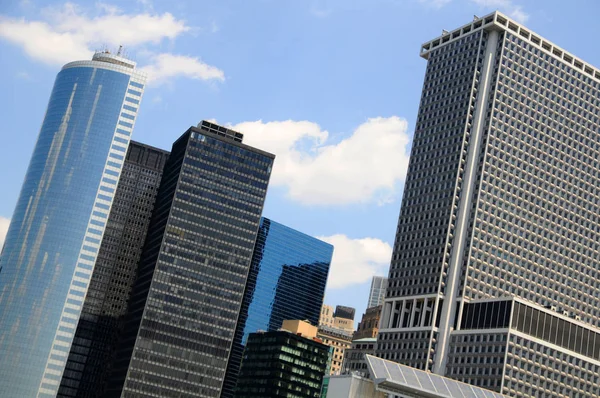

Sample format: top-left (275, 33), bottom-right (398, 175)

top-left (108, 121), bottom-right (274, 397)
top-left (234, 320), bottom-right (331, 398)
top-left (0, 51), bottom-right (145, 398)
top-left (221, 217), bottom-right (332, 398)
top-left (58, 142), bottom-right (169, 397)
top-left (377, 10), bottom-right (600, 397)
top-left (367, 276), bottom-right (388, 308)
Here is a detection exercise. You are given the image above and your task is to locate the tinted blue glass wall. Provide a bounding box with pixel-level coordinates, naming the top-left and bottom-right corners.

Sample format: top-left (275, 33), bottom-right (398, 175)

top-left (0, 52), bottom-right (145, 398)
top-left (221, 217), bottom-right (333, 397)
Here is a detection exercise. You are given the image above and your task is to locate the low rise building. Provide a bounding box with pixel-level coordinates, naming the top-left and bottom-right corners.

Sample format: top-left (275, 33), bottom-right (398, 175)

top-left (317, 326), bottom-right (353, 375)
top-left (353, 305), bottom-right (381, 340)
top-left (341, 337), bottom-right (376, 375)
top-left (235, 320), bottom-right (331, 398)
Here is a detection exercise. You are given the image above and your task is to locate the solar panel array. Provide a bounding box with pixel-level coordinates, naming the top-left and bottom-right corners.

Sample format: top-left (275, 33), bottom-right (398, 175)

top-left (365, 355), bottom-right (506, 398)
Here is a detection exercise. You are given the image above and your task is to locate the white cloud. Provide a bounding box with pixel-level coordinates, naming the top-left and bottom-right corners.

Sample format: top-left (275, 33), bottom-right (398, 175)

top-left (140, 53), bottom-right (225, 85)
top-left (470, 0), bottom-right (529, 23)
top-left (233, 117), bottom-right (411, 206)
top-left (0, 3), bottom-right (223, 84)
top-left (318, 234), bottom-right (392, 289)
top-left (0, 217), bottom-right (10, 251)
top-left (0, 18), bottom-right (91, 65)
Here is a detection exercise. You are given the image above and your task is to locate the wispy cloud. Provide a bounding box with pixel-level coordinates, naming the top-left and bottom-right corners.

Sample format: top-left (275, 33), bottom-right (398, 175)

top-left (418, 0), bottom-right (452, 9)
top-left (470, 0), bottom-right (529, 23)
top-left (16, 71), bottom-right (31, 80)
top-left (309, 0), bottom-right (333, 17)
top-left (140, 53), bottom-right (224, 85)
top-left (0, 2), bottom-right (224, 84)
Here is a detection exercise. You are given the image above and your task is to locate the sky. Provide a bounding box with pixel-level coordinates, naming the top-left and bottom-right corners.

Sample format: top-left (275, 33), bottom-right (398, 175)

top-left (1, 0), bottom-right (600, 323)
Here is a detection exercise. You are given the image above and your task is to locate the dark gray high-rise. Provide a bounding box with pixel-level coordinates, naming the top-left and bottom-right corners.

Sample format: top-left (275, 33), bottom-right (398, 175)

top-left (108, 121), bottom-right (274, 397)
top-left (377, 11), bottom-right (600, 397)
top-left (58, 142), bottom-right (169, 397)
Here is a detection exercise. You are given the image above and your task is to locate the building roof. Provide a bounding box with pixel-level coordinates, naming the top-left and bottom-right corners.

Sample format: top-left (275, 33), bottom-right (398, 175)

top-left (366, 355), bottom-right (506, 398)
top-left (352, 337), bottom-right (377, 343)
top-left (420, 11), bottom-right (600, 83)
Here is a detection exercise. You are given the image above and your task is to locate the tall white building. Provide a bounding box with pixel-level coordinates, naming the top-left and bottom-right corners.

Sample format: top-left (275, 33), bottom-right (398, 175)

top-left (367, 276), bottom-right (388, 308)
top-left (377, 11), bottom-right (600, 397)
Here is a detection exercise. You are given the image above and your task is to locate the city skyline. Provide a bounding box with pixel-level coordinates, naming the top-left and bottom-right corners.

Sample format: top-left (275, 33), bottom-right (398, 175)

top-left (1, 2), bottom-right (600, 398)
top-left (3, 1), bottom-right (598, 320)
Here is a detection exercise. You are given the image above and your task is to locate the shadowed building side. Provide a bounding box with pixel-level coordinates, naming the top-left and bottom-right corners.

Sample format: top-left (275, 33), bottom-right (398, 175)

top-left (58, 142), bottom-right (169, 397)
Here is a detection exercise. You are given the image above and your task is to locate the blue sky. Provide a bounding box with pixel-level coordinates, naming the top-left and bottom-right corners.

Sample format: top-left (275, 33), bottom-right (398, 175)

top-left (1, 0), bottom-right (599, 322)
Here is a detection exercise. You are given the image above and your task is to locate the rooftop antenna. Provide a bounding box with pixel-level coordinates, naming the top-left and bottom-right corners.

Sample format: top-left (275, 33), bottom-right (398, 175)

top-left (117, 45), bottom-right (123, 56)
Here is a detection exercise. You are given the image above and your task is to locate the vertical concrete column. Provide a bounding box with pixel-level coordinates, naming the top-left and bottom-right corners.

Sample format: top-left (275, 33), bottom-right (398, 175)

top-left (433, 29), bottom-right (500, 375)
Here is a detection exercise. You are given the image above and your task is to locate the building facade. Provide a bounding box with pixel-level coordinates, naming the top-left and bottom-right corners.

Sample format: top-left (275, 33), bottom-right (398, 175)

top-left (0, 51), bottom-right (145, 398)
top-left (333, 305), bottom-right (355, 321)
top-left (234, 321), bottom-right (331, 398)
top-left (377, 11), bottom-right (600, 397)
top-left (367, 276), bottom-right (388, 309)
top-left (221, 218), bottom-right (332, 397)
top-left (317, 326), bottom-right (353, 375)
top-left (107, 121), bottom-right (274, 397)
top-left (320, 304), bottom-right (335, 328)
top-left (341, 337), bottom-right (376, 375)
top-left (321, 373), bottom-right (385, 398)
top-left (353, 305), bottom-right (381, 340)
top-left (58, 142), bottom-right (169, 397)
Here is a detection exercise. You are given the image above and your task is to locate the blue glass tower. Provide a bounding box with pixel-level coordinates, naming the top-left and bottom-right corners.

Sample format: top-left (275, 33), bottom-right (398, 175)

top-left (0, 51), bottom-right (146, 398)
top-left (221, 217), bottom-right (333, 397)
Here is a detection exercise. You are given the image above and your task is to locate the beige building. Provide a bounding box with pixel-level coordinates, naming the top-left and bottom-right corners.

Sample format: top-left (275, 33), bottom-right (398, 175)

top-left (319, 304), bottom-right (335, 327)
top-left (333, 316), bottom-right (354, 332)
top-left (317, 326), bottom-right (353, 375)
top-left (320, 303), bottom-right (355, 331)
top-left (281, 319), bottom-right (318, 339)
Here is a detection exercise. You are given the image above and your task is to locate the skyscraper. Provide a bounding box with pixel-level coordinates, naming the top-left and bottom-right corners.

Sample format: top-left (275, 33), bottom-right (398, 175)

top-left (377, 11), bottom-right (600, 396)
top-left (0, 51), bottom-right (145, 398)
top-left (221, 217), bottom-right (333, 397)
top-left (107, 121), bottom-right (274, 397)
top-left (58, 141), bottom-right (169, 397)
top-left (367, 276), bottom-right (388, 308)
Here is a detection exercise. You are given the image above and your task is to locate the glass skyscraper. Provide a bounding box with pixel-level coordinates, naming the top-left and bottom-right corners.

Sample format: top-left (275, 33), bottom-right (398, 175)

top-left (367, 276), bottom-right (388, 309)
top-left (0, 51), bottom-right (145, 397)
top-left (377, 11), bottom-right (600, 397)
top-left (107, 121), bottom-right (274, 398)
top-left (221, 217), bottom-right (333, 397)
top-left (58, 142), bottom-right (169, 397)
